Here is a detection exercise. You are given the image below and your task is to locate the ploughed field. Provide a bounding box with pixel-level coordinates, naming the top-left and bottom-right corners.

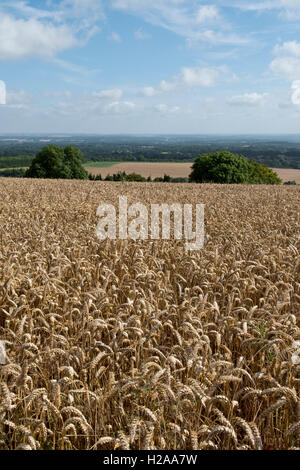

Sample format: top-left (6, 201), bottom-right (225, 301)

top-left (86, 162), bottom-right (300, 183)
top-left (0, 179), bottom-right (299, 450)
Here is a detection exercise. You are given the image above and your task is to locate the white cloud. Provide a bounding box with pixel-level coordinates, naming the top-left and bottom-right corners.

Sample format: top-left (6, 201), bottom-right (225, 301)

top-left (270, 57), bottom-right (300, 79)
top-left (141, 87), bottom-right (158, 97)
top-left (111, 1), bottom-right (248, 45)
top-left (5, 0), bottom-right (104, 23)
top-left (140, 65), bottom-right (234, 98)
top-left (181, 67), bottom-right (220, 87)
top-left (52, 90), bottom-right (136, 117)
top-left (227, 92), bottom-right (268, 106)
top-left (190, 30), bottom-right (249, 46)
top-left (0, 81), bottom-right (6, 105)
top-left (92, 89), bottom-right (123, 100)
top-left (106, 101), bottom-right (136, 114)
top-left (0, 1), bottom-right (104, 61)
top-left (0, 13), bottom-right (77, 60)
top-left (196, 5), bottom-right (219, 24)
top-left (291, 80), bottom-right (300, 105)
top-left (279, 0), bottom-right (300, 20)
top-left (1, 1), bottom-right (65, 22)
top-left (274, 41), bottom-right (300, 57)
top-left (235, 0), bottom-right (300, 17)
top-left (270, 41), bottom-right (300, 79)
top-left (155, 104), bottom-right (180, 114)
top-left (160, 80), bottom-right (176, 92)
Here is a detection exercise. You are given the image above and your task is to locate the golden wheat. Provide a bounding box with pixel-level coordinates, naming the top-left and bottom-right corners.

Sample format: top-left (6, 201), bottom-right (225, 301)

top-left (0, 179), bottom-right (299, 450)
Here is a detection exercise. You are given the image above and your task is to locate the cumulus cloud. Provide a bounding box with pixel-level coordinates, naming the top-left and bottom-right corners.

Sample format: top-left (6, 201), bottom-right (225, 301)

top-left (270, 39), bottom-right (300, 107)
top-left (270, 57), bottom-right (300, 79)
top-left (0, 13), bottom-right (77, 60)
top-left (0, 0), bottom-right (252, 63)
top-left (140, 65), bottom-right (235, 98)
top-left (270, 40), bottom-right (300, 79)
top-left (0, 81), bottom-right (6, 105)
top-left (0, 1), bottom-right (105, 61)
top-left (273, 41), bottom-right (300, 57)
top-left (181, 67), bottom-right (220, 87)
top-left (227, 92), bottom-right (268, 106)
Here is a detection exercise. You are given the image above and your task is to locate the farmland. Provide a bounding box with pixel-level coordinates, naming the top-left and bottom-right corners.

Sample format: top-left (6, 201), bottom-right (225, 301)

top-left (84, 162), bottom-right (121, 168)
top-left (85, 162), bottom-right (300, 183)
top-left (0, 179), bottom-right (299, 450)
top-left (271, 169), bottom-right (300, 185)
top-left (85, 162), bottom-right (193, 179)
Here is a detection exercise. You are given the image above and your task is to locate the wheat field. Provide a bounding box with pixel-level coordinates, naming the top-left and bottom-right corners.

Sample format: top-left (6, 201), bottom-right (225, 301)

top-left (0, 179), bottom-right (299, 450)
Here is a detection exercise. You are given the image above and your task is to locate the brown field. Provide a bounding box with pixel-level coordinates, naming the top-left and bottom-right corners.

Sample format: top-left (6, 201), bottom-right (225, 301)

top-left (0, 179), bottom-right (299, 450)
top-left (86, 162), bottom-right (300, 183)
top-left (271, 168), bottom-right (300, 184)
top-left (85, 162), bottom-right (193, 178)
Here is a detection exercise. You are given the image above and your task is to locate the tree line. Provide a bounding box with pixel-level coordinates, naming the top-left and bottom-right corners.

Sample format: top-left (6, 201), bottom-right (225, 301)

top-left (1, 138), bottom-right (300, 168)
top-left (0, 144), bottom-right (284, 184)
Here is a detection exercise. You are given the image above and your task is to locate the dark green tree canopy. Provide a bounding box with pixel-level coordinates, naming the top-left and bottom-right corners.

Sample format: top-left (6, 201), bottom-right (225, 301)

top-left (25, 145), bottom-right (88, 180)
top-left (189, 151), bottom-right (282, 184)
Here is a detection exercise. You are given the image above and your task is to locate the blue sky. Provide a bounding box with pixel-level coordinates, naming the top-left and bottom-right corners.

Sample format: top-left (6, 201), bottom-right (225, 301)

top-left (1, 0), bottom-right (300, 133)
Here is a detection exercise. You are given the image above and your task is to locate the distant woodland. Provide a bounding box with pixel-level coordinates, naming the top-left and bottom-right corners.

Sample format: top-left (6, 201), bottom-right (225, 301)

top-left (0, 135), bottom-right (300, 168)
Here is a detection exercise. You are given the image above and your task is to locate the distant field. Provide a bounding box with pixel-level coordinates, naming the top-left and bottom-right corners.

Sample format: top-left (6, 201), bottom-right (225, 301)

top-left (85, 162), bottom-right (193, 178)
top-left (84, 161), bottom-right (121, 168)
top-left (0, 167), bottom-right (28, 171)
top-left (85, 162), bottom-right (300, 183)
top-left (271, 168), bottom-right (300, 184)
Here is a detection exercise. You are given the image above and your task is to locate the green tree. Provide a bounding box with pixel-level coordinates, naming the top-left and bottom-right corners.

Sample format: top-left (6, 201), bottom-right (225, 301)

top-left (247, 159), bottom-right (282, 184)
top-left (63, 146), bottom-right (89, 179)
top-left (25, 145), bottom-right (88, 180)
top-left (189, 151), bottom-right (281, 184)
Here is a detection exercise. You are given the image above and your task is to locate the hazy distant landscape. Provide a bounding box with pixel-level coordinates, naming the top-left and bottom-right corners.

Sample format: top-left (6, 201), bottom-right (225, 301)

top-left (1, 134), bottom-right (300, 171)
